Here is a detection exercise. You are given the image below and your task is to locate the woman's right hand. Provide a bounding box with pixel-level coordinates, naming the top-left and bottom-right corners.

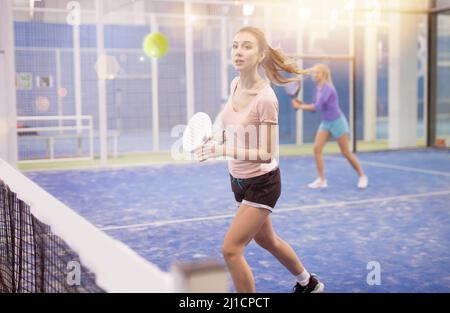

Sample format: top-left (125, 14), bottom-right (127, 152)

top-left (291, 99), bottom-right (303, 110)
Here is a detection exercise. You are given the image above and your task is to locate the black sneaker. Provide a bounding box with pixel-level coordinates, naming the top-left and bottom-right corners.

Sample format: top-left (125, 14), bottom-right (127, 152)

top-left (292, 275), bottom-right (325, 293)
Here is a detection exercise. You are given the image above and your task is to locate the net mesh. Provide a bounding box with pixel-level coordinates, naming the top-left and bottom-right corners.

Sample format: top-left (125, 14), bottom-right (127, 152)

top-left (0, 179), bottom-right (103, 293)
top-left (0, 158), bottom-right (174, 293)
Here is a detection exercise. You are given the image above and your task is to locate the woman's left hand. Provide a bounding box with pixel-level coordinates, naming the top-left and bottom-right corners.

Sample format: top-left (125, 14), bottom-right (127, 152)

top-left (194, 139), bottom-right (223, 162)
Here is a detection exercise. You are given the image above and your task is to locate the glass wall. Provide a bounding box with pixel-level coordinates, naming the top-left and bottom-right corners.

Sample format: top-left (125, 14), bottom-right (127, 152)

top-left (11, 0), bottom-right (443, 166)
top-left (435, 10), bottom-right (450, 147)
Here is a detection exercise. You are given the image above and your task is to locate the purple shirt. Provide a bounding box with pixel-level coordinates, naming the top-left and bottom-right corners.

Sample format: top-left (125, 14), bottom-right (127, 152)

top-left (313, 83), bottom-right (342, 121)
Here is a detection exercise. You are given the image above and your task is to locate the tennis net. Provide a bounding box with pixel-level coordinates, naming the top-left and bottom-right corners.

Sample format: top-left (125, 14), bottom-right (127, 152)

top-left (0, 158), bottom-right (174, 293)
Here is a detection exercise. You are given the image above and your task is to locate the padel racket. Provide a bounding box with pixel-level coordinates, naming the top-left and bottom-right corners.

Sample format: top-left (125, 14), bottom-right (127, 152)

top-left (284, 80), bottom-right (302, 99)
top-left (182, 112), bottom-right (212, 153)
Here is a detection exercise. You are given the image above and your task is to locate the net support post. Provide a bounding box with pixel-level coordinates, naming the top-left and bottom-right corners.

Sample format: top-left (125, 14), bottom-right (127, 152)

top-left (388, 0), bottom-right (420, 149)
top-left (171, 260), bottom-right (228, 293)
top-left (96, 0), bottom-right (108, 166)
top-left (0, 0), bottom-right (18, 166)
top-left (427, 1), bottom-right (437, 147)
top-left (363, 21), bottom-right (378, 142)
top-left (150, 14), bottom-right (160, 152)
top-left (295, 15), bottom-right (305, 146)
top-left (184, 0), bottom-right (195, 121)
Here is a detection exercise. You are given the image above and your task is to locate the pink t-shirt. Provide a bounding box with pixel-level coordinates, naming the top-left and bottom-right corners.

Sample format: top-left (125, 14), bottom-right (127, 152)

top-left (220, 77), bottom-right (279, 179)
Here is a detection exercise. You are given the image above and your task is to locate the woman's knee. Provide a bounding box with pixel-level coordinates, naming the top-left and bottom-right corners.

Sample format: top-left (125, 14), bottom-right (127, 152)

top-left (341, 148), bottom-right (352, 158)
top-left (222, 242), bottom-right (243, 261)
top-left (313, 145), bottom-right (323, 156)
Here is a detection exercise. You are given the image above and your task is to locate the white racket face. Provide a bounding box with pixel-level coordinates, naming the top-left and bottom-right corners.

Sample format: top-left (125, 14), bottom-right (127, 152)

top-left (284, 81), bottom-right (301, 98)
top-left (182, 112), bottom-right (212, 152)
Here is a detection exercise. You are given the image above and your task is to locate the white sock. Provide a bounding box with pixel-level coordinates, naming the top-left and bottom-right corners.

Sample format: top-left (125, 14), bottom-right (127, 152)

top-left (295, 270), bottom-right (311, 286)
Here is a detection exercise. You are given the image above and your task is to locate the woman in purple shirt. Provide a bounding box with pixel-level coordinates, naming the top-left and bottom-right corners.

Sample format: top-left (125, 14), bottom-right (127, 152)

top-left (292, 64), bottom-right (368, 189)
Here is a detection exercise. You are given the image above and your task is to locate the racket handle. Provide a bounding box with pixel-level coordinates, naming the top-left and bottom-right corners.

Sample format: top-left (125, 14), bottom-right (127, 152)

top-left (212, 130), bottom-right (225, 145)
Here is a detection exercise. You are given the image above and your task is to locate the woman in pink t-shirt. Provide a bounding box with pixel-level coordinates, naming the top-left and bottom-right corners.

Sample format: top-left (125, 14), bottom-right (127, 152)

top-left (196, 26), bottom-right (324, 293)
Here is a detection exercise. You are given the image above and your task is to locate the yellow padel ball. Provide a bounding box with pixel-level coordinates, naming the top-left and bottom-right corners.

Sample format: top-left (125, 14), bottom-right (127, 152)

top-left (143, 32), bottom-right (169, 59)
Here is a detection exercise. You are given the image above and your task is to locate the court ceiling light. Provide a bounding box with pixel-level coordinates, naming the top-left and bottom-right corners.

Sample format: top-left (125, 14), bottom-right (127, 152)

top-left (243, 4), bottom-right (255, 17)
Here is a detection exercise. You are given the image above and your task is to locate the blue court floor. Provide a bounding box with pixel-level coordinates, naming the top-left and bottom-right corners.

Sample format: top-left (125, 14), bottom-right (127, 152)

top-left (26, 148), bottom-right (450, 292)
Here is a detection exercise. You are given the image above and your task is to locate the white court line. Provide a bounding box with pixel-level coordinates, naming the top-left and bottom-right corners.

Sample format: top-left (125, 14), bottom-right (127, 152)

top-left (100, 213), bottom-right (236, 231)
top-left (277, 190), bottom-right (450, 213)
top-left (99, 189), bottom-right (450, 231)
top-left (326, 155), bottom-right (450, 177)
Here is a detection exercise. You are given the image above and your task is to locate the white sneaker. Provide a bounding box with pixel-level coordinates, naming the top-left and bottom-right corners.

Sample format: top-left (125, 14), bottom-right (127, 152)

top-left (308, 178), bottom-right (328, 189)
top-left (357, 175), bottom-right (369, 189)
